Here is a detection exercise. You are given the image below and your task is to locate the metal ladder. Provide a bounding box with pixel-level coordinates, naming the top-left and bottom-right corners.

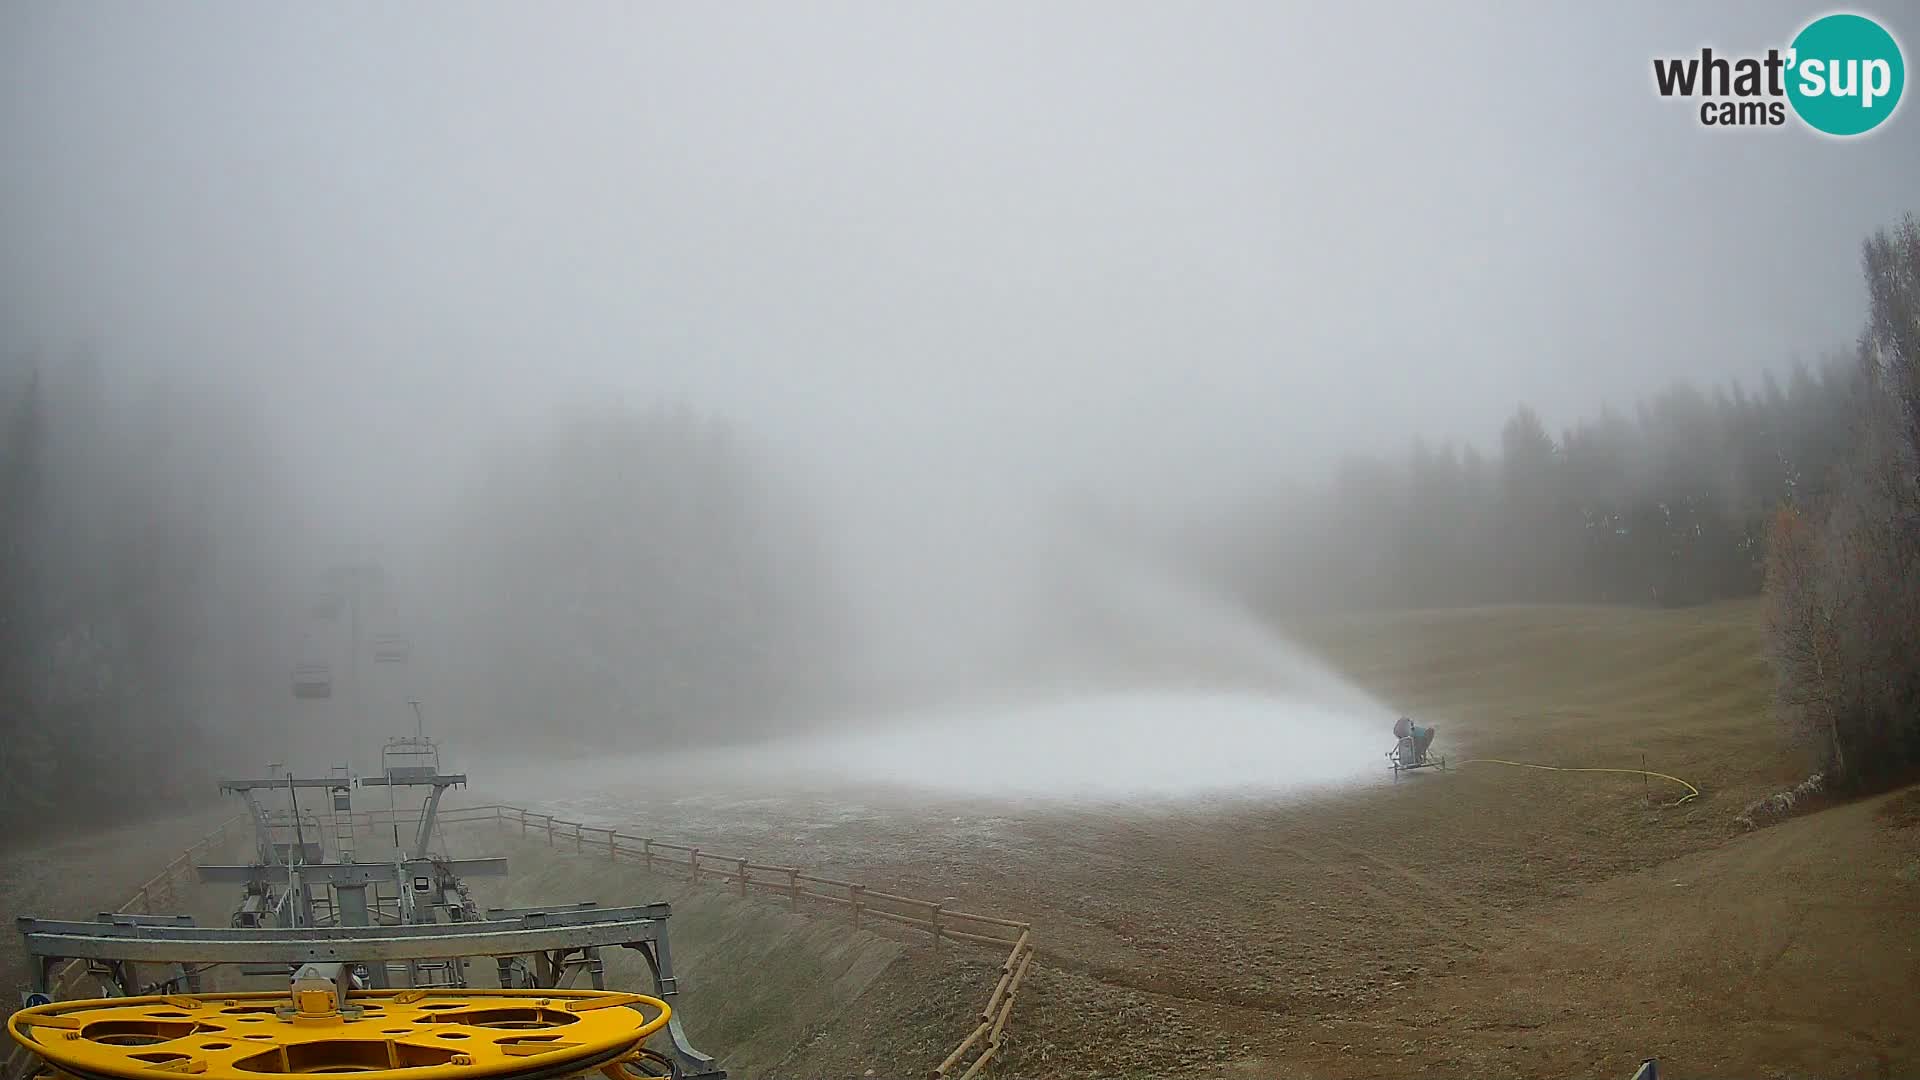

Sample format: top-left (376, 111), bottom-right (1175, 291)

top-left (329, 764), bottom-right (355, 863)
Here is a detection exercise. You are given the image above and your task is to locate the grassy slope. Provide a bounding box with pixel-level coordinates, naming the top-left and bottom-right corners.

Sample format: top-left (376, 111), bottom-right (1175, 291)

top-left (467, 831), bottom-right (981, 1078)
top-left (1176, 598), bottom-right (1915, 1079)
top-left (1451, 786), bottom-right (1920, 1079)
top-left (958, 598), bottom-right (1914, 1078)
top-left (481, 599), bottom-right (1904, 1078)
top-left (0, 806), bottom-right (236, 995)
top-left (1289, 599), bottom-right (1799, 815)
top-left (7, 601), bottom-right (1910, 1079)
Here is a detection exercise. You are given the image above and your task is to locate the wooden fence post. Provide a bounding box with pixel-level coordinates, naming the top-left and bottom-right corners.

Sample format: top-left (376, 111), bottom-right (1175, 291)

top-left (931, 903), bottom-right (943, 952)
top-left (850, 884), bottom-right (864, 931)
top-left (735, 859), bottom-right (749, 897)
top-left (573, 822), bottom-right (583, 852)
top-left (688, 848), bottom-right (700, 883)
top-left (545, 816), bottom-right (555, 845)
top-left (519, 808), bottom-right (528, 837)
top-left (608, 830), bottom-right (618, 861)
top-left (787, 870), bottom-right (799, 912)
top-left (642, 839), bottom-right (654, 873)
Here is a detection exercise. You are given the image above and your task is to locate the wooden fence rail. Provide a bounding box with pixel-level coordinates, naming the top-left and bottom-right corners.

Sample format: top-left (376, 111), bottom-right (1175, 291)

top-left (4, 815), bottom-right (244, 1080)
top-left (447, 802), bottom-right (1035, 1078)
top-left (428, 804), bottom-right (1031, 955)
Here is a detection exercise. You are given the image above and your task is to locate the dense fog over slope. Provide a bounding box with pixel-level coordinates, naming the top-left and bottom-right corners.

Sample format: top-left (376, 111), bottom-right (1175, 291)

top-left (3, 3), bottom-right (1917, 817)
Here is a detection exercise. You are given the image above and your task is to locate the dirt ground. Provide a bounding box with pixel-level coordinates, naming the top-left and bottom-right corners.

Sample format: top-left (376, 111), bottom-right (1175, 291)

top-left (3, 602), bottom-right (1914, 1078)
top-left (485, 601), bottom-right (1918, 1079)
top-left (0, 806), bottom-right (235, 998)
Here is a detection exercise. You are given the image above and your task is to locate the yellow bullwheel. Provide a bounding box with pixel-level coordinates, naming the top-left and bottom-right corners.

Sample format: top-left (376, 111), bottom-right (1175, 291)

top-left (7, 989), bottom-right (674, 1080)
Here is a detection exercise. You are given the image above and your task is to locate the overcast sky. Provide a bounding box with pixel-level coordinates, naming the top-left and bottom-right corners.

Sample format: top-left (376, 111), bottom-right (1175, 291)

top-left (3, 1), bottom-right (1916, 530)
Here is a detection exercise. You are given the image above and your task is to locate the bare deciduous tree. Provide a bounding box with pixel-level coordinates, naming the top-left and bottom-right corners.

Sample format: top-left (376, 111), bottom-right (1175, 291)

top-left (1762, 213), bottom-right (1920, 788)
top-left (1763, 507), bottom-right (1845, 777)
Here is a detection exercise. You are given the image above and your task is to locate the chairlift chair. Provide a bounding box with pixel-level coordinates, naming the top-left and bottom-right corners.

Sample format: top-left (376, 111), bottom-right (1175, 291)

top-left (373, 632), bottom-right (411, 663)
top-left (292, 662), bottom-right (333, 699)
top-left (382, 734), bottom-right (441, 777)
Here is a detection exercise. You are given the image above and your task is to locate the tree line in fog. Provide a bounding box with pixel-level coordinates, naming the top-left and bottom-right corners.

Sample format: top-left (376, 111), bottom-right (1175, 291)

top-left (0, 370), bottom-right (843, 836)
top-left (1200, 212), bottom-right (1918, 787)
top-left (1762, 215), bottom-right (1919, 789)
top-left (425, 405), bottom-right (845, 758)
top-left (1200, 359), bottom-right (1863, 614)
top-left (1197, 213), bottom-right (1919, 788)
top-left (0, 359), bottom-right (294, 833)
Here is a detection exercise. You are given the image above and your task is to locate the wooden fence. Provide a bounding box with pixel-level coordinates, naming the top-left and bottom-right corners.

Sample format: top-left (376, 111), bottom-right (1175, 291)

top-left (6, 804), bottom-right (1035, 1080)
top-left (422, 803), bottom-right (1037, 1078)
top-left (3, 815), bottom-right (244, 1080)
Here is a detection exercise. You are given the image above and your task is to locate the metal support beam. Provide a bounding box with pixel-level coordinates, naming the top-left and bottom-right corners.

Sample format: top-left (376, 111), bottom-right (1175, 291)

top-left (356, 773), bottom-right (466, 861)
top-left (238, 790), bottom-right (274, 866)
top-left (222, 779), bottom-right (359, 791)
top-left (628, 937), bottom-right (716, 1078)
top-left (416, 786), bottom-right (448, 860)
top-left (483, 902), bottom-right (598, 919)
top-left (196, 858), bottom-right (508, 887)
top-left (223, 779), bottom-right (351, 869)
top-left (91, 914), bottom-right (195, 928)
top-left (357, 774), bottom-right (468, 788)
top-left (19, 904), bottom-right (674, 965)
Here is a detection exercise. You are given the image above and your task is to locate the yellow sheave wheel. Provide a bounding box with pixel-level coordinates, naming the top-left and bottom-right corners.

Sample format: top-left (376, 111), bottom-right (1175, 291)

top-left (7, 989), bottom-right (670, 1080)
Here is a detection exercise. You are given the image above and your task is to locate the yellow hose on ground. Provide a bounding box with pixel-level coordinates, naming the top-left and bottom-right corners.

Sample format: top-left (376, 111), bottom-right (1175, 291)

top-left (1455, 757), bottom-right (1700, 806)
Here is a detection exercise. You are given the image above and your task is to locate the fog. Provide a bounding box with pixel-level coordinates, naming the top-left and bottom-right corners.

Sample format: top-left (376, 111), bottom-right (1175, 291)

top-left (767, 694), bottom-right (1384, 799)
top-left (710, 542), bottom-right (1393, 800)
top-left (491, 693), bottom-right (1386, 805)
top-left (3, 3), bottom-right (1917, 817)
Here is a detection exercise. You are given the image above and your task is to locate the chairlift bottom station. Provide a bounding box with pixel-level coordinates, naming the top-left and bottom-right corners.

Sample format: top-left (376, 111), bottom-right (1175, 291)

top-left (292, 664), bottom-right (332, 700)
top-left (8, 738), bottom-right (728, 1080)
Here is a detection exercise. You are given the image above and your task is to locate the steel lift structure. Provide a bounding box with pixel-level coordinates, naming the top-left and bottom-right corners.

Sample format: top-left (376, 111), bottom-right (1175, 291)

top-left (9, 982), bottom-right (700, 1080)
top-left (12, 906), bottom-right (722, 1079)
top-left (9, 739), bottom-right (725, 1079)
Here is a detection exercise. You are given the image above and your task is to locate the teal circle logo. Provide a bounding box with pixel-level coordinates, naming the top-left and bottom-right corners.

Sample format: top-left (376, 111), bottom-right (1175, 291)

top-left (1787, 13), bottom-right (1905, 135)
